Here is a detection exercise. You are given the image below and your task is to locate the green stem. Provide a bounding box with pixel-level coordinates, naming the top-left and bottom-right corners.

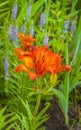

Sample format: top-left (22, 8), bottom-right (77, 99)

top-left (33, 78), bottom-right (42, 116)
top-left (64, 35), bottom-right (70, 126)
top-left (65, 114), bottom-right (69, 126)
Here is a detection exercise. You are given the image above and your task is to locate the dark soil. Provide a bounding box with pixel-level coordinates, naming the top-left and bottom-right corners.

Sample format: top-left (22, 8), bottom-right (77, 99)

top-left (44, 99), bottom-right (81, 130)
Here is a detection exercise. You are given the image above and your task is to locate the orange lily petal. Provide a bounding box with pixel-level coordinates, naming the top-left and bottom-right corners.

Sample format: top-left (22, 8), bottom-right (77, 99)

top-left (17, 33), bottom-right (25, 40)
top-left (16, 64), bottom-right (28, 72)
top-left (23, 56), bottom-right (34, 68)
top-left (28, 71), bottom-right (39, 80)
top-left (15, 48), bottom-right (25, 59)
top-left (62, 65), bottom-right (71, 72)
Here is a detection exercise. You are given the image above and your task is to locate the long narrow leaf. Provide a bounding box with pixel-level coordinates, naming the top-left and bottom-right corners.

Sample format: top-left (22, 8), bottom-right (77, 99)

top-left (18, 96), bottom-right (33, 121)
top-left (52, 89), bottom-right (68, 117)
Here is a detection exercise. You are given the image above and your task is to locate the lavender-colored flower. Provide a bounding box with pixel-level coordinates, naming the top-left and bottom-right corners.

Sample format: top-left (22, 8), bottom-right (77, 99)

top-left (12, 3), bottom-right (18, 20)
top-left (30, 26), bottom-right (34, 37)
top-left (4, 57), bottom-right (9, 80)
top-left (8, 25), bottom-right (14, 39)
top-left (62, 19), bottom-right (70, 33)
top-left (70, 20), bottom-right (75, 35)
top-left (40, 12), bottom-right (46, 30)
top-left (43, 35), bottom-right (49, 46)
top-left (20, 24), bottom-right (26, 33)
top-left (12, 25), bottom-right (18, 46)
top-left (8, 25), bottom-right (18, 46)
top-left (26, 4), bottom-right (31, 20)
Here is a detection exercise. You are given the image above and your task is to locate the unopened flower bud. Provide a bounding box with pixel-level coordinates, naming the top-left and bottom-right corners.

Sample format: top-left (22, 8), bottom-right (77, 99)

top-left (50, 73), bottom-right (57, 85)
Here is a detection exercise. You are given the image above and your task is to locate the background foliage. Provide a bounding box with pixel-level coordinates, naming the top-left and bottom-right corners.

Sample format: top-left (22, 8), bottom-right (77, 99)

top-left (0, 0), bottom-right (81, 129)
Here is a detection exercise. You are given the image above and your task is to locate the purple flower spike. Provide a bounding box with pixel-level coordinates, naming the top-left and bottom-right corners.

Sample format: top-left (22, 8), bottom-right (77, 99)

top-left (8, 25), bottom-right (14, 39)
top-left (43, 35), bottom-right (49, 46)
top-left (70, 20), bottom-right (75, 35)
top-left (20, 24), bottom-right (26, 33)
top-left (40, 13), bottom-right (46, 26)
top-left (8, 25), bottom-right (18, 46)
top-left (62, 19), bottom-right (70, 33)
top-left (26, 4), bottom-right (31, 21)
top-left (4, 57), bottom-right (9, 80)
top-left (30, 26), bottom-right (34, 37)
top-left (40, 13), bottom-right (46, 30)
top-left (12, 3), bottom-right (18, 20)
top-left (12, 25), bottom-right (18, 46)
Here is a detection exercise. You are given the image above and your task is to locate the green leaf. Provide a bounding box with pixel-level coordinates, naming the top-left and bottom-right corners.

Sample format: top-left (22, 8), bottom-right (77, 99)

top-left (70, 16), bottom-right (81, 66)
top-left (16, 114), bottom-right (29, 129)
top-left (0, 1), bottom-right (9, 19)
top-left (0, 1), bottom-right (9, 8)
top-left (18, 96), bottom-right (33, 121)
top-left (0, 107), bottom-right (17, 129)
top-left (52, 89), bottom-right (68, 117)
top-left (31, 0), bottom-right (45, 17)
top-left (33, 102), bottom-right (50, 129)
top-left (35, 102), bottom-right (50, 122)
top-left (5, 123), bottom-right (16, 130)
top-left (70, 72), bottom-right (81, 92)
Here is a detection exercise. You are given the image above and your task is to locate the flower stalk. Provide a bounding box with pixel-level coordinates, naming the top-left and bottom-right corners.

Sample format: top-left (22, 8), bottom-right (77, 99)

top-left (33, 78), bottom-right (42, 116)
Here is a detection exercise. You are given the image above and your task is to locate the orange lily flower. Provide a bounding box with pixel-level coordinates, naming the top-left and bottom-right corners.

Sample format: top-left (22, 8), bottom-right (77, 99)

top-left (15, 46), bottom-right (70, 80)
top-left (17, 33), bottom-right (35, 50)
top-left (15, 48), bottom-right (31, 60)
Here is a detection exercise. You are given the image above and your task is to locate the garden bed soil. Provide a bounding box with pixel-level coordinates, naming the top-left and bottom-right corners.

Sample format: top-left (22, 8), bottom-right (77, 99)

top-left (44, 99), bottom-right (81, 130)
